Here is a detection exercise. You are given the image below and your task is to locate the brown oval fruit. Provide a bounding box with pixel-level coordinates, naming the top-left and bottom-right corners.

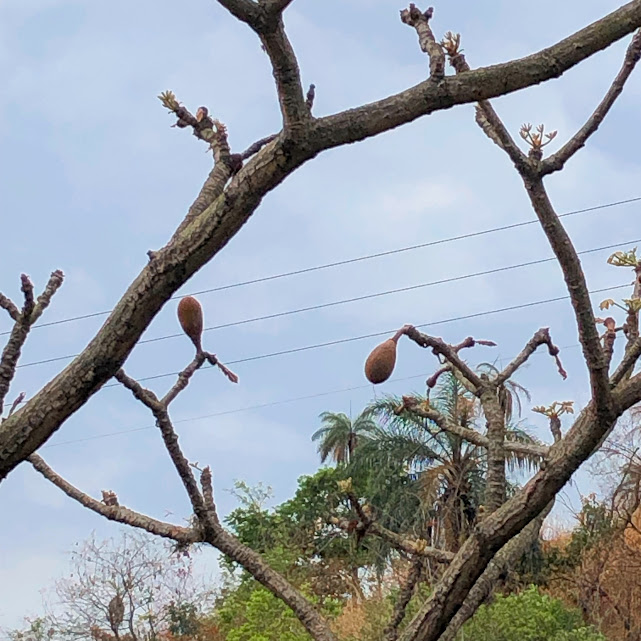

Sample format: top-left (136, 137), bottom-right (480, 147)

top-left (364, 338), bottom-right (397, 384)
top-left (177, 296), bottom-right (204, 352)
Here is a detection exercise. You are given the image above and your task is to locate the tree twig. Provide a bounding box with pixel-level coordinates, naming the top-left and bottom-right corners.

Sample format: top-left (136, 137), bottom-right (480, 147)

top-left (496, 327), bottom-right (567, 385)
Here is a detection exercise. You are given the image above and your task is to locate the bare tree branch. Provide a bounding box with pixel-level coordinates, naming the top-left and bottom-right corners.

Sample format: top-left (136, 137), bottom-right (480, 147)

top-left (115, 369), bottom-right (208, 526)
top-left (541, 30), bottom-right (641, 175)
top-left (496, 327), bottom-right (567, 385)
top-left (0, 293), bottom-right (19, 322)
top-left (611, 337), bottom-right (641, 386)
top-left (439, 502), bottom-right (553, 641)
top-left (161, 354), bottom-right (206, 406)
top-left (402, 326), bottom-right (488, 390)
top-left (311, 2), bottom-right (641, 151)
top-left (400, 5), bottom-right (445, 79)
top-left (0, 272), bottom-right (64, 415)
top-left (441, 32), bottom-right (530, 174)
top-left (384, 559), bottom-right (423, 641)
top-left (28, 454), bottom-right (198, 544)
top-left (398, 379), bottom-right (639, 641)
top-left (258, 21), bottom-right (310, 131)
top-left (523, 179), bottom-right (613, 418)
top-left (479, 387), bottom-right (508, 513)
top-left (3, 0), bottom-right (641, 487)
top-left (241, 133), bottom-right (278, 160)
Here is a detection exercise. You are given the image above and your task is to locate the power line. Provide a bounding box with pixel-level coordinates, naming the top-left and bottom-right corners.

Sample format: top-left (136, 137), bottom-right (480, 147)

top-left (44, 340), bottom-right (582, 450)
top-left (15, 238), bottom-right (639, 371)
top-left (94, 280), bottom-right (628, 388)
top-left (3, 195), bottom-right (639, 338)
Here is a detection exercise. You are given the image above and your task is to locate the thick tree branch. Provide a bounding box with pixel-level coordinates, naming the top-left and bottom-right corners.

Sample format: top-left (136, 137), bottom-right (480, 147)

top-left (611, 337), bottom-right (641, 386)
top-left (3, 1), bottom-right (641, 483)
top-left (215, 0), bottom-right (260, 24)
top-left (28, 454), bottom-right (198, 544)
top-left (384, 559), bottom-right (423, 641)
top-left (438, 502), bottom-right (553, 641)
top-left (398, 377), bottom-right (641, 641)
top-left (311, 1), bottom-right (641, 150)
top-left (541, 29), bottom-right (641, 175)
top-left (258, 20), bottom-right (310, 131)
top-left (496, 327), bottom-right (567, 385)
top-left (523, 179), bottom-right (613, 421)
top-left (260, 0), bottom-right (295, 13)
top-left (205, 525), bottom-right (338, 641)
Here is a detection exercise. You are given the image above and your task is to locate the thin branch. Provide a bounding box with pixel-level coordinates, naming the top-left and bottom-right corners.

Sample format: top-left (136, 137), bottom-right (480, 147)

top-left (496, 327), bottom-right (567, 385)
top-left (31, 270), bottom-right (65, 325)
top-left (114, 370), bottom-right (161, 411)
top-left (200, 466), bottom-right (220, 526)
top-left (440, 32), bottom-right (531, 174)
top-left (115, 369), bottom-right (208, 526)
top-left (0, 293), bottom-right (19, 322)
top-left (384, 559), bottom-right (423, 641)
top-left (611, 337), bottom-right (641, 386)
top-left (541, 29), bottom-right (641, 175)
top-left (400, 5), bottom-right (445, 79)
top-left (0, 273), bottom-right (64, 415)
top-left (328, 516), bottom-right (453, 564)
top-left (402, 326), bottom-right (488, 390)
top-left (602, 316), bottom-right (618, 368)
top-left (240, 133), bottom-right (278, 160)
top-left (305, 83), bottom-right (316, 112)
top-left (28, 454), bottom-right (198, 544)
top-left (203, 351), bottom-right (239, 384)
top-left (162, 354), bottom-right (206, 406)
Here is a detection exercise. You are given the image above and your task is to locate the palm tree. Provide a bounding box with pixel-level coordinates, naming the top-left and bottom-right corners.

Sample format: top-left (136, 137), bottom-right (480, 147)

top-left (311, 411), bottom-right (377, 465)
top-left (361, 371), bottom-right (543, 552)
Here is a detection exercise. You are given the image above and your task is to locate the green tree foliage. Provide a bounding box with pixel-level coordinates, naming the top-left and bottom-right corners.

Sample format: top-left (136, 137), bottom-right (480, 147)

top-left (457, 586), bottom-right (604, 641)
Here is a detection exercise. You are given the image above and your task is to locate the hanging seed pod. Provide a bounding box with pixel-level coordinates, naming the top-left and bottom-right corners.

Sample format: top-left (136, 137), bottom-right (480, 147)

top-left (177, 296), bottom-right (203, 352)
top-left (365, 338), bottom-right (398, 384)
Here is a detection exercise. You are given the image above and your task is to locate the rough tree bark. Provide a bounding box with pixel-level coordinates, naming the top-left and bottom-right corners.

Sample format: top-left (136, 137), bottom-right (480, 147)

top-left (3, 3), bottom-right (641, 641)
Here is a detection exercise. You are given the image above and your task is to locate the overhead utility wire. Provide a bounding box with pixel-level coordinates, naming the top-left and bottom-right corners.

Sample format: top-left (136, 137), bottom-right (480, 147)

top-left (97, 280), bottom-right (629, 388)
top-left (15, 238), bottom-right (639, 371)
top-left (44, 340), bottom-right (586, 450)
top-left (2, 196), bottom-right (638, 337)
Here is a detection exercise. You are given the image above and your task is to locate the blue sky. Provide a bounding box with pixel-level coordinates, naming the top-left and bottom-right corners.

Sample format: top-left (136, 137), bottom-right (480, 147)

top-left (1, 0), bottom-right (640, 630)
